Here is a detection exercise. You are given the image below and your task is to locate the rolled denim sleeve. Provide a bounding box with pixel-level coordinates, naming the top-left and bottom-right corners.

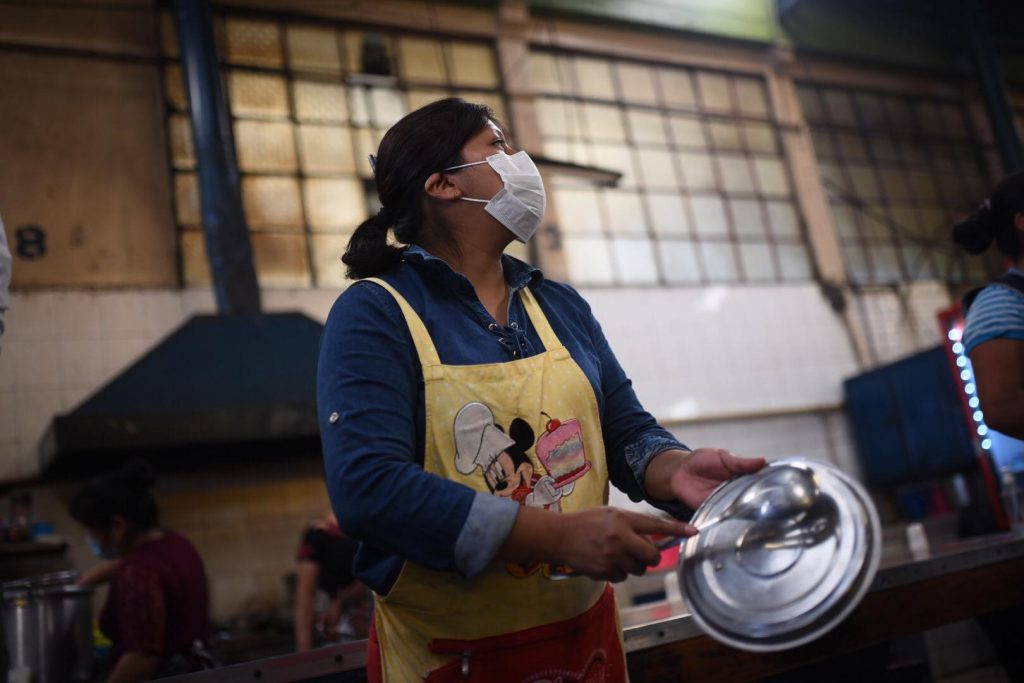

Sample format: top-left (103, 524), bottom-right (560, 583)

top-left (454, 493), bottom-right (520, 578)
top-left (318, 283), bottom-right (514, 581)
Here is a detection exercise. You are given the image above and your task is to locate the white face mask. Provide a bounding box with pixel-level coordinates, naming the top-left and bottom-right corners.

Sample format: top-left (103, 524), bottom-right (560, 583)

top-left (444, 151), bottom-right (547, 243)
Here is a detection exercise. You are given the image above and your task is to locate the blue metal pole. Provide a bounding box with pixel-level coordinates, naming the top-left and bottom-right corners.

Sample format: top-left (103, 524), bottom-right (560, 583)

top-left (173, 0), bottom-right (261, 314)
top-left (963, 0), bottom-right (1024, 175)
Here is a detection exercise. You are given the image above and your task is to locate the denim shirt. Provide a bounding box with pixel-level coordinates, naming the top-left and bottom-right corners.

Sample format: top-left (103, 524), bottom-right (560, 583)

top-left (317, 245), bottom-right (689, 595)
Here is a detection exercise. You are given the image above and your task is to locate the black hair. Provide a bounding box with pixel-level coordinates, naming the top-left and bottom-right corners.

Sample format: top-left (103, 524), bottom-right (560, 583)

top-left (68, 459), bottom-right (159, 531)
top-left (953, 171), bottom-right (1024, 259)
top-left (341, 98), bottom-right (496, 279)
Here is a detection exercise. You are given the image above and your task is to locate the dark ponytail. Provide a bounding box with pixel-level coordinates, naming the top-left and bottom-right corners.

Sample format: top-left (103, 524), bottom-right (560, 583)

top-left (953, 170), bottom-right (1024, 258)
top-left (69, 459), bottom-right (159, 531)
top-left (342, 98), bottom-right (496, 279)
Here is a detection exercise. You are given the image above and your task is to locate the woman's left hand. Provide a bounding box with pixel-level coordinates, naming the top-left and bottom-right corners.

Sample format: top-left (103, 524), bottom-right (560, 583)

top-left (665, 448), bottom-right (766, 509)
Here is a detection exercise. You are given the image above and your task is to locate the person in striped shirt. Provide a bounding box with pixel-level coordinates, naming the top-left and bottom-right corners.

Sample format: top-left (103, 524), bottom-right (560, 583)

top-left (954, 171), bottom-right (1024, 440)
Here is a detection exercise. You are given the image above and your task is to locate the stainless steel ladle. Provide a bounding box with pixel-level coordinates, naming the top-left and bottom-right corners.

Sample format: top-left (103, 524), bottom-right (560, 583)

top-left (656, 465), bottom-right (822, 551)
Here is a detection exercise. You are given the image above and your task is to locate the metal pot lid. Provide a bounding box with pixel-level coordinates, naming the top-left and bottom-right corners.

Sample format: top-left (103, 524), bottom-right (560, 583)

top-left (679, 458), bottom-right (881, 652)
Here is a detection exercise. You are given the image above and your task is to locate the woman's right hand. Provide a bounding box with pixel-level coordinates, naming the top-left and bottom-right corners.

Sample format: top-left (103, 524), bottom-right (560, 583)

top-left (554, 507), bottom-right (695, 582)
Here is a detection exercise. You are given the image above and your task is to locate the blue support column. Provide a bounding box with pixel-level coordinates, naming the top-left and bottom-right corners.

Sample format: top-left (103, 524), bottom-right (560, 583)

top-left (963, 0), bottom-right (1024, 174)
top-left (173, 0), bottom-right (261, 314)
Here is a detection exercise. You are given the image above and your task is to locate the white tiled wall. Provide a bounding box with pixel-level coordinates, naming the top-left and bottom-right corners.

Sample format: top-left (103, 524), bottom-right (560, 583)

top-left (0, 280), bottom-right (949, 483)
top-left (581, 283), bottom-right (862, 421)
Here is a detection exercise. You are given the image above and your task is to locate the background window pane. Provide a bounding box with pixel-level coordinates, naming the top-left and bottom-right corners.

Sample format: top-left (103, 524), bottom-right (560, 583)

top-left (243, 176), bottom-right (303, 230)
top-left (170, 114), bottom-right (195, 169)
top-left (699, 242), bottom-right (739, 280)
top-left (678, 152), bottom-right (716, 190)
top-left (311, 234), bottom-right (349, 287)
top-left (717, 154), bottom-right (755, 193)
top-left (174, 173), bottom-right (200, 226)
top-left (181, 230), bottom-right (211, 285)
top-left (574, 57), bottom-right (616, 99)
top-left (635, 149), bottom-right (678, 190)
top-left (708, 120), bottom-right (743, 150)
top-left (225, 19), bottom-right (282, 68)
top-left (448, 42), bottom-right (497, 88)
top-left (564, 236), bottom-right (615, 284)
top-left (729, 199), bottom-right (765, 237)
top-left (752, 158), bottom-right (791, 196)
top-left (583, 103), bottom-right (626, 141)
top-left (853, 92), bottom-right (885, 127)
top-left (668, 115), bottom-right (706, 148)
top-left (614, 237), bottom-right (659, 284)
top-left (777, 244), bottom-right (813, 280)
top-left (767, 201), bottom-right (800, 238)
top-left (739, 243), bottom-right (776, 280)
top-left (588, 144), bottom-right (638, 187)
top-left (690, 195), bottom-right (728, 237)
top-left (734, 77), bottom-right (769, 117)
top-left (552, 187), bottom-right (604, 234)
top-left (536, 98), bottom-right (585, 139)
top-left (822, 89), bottom-right (856, 126)
top-left (398, 37), bottom-right (446, 84)
top-left (234, 120), bottom-right (297, 172)
top-left (743, 122), bottom-right (777, 153)
top-left (845, 245), bottom-right (870, 282)
top-left (627, 109), bottom-right (667, 144)
top-left (646, 193), bottom-right (689, 236)
top-left (617, 63), bottom-right (658, 104)
top-left (529, 53), bottom-right (564, 94)
top-left (165, 64), bottom-right (188, 111)
top-left (287, 26), bottom-right (341, 73)
top-left (297, 125), bottom-right (356, 175)
top-left (228, 71), bottom-right (289, 119)
top-left (303, 178), bottom-right (366, 231)
top-left (658, 240), bottom-right (702, 283)
top-left (603, 190), bottom-right (646, 235)
top-left (697, 72), bottom-right (731, 111)
top-left (870, 245), bottom-right (903, 281)
top-left (797, 87), bottom-right (824, 123)
top-left (847, 165), bottom-right (881, 199)
top-left (294, 81), bottom-right (348, 123)
top-left (831, 204), bottom-right (859, 241)
top-left (658, 67), bottom-right (696, 109)
top-left (251, 233), bottom-right (310, 288)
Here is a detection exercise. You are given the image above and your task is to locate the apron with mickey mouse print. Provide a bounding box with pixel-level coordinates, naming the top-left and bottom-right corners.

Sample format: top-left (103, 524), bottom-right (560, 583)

top-left (361, 278), bottom-right (626, 683)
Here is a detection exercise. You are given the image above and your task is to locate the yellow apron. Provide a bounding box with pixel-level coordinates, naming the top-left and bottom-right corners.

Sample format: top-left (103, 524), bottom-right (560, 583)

top-left (361, 278), bottom-right (623, 682)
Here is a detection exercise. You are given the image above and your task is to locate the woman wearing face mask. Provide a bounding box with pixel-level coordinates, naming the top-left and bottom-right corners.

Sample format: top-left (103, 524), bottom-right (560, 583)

top-left (318, 98), bottom-right (765, 682)
top-left (955, 171), bottom-right (1024, 440)
top-left (69, 461), bottom-right (209, 682)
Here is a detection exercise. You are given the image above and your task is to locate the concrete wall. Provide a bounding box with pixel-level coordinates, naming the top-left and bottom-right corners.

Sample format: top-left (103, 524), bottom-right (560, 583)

top-left (0, 0), bottom-right (177, 289)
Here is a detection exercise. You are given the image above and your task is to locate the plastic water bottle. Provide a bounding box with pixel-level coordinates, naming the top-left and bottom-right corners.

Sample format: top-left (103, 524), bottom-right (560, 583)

top-left (1000, 467), bottom-right (1021, 530)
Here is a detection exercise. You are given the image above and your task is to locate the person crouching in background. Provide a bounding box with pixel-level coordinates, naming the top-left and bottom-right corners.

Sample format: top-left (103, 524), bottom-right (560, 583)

top-left (294, 511), bottom-right (370, 651)
top-left (69, 461), bottom-right (210, 681)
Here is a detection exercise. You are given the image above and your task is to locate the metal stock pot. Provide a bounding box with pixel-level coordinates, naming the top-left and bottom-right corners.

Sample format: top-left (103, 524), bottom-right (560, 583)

top-left (2, 570), bottom-right (95, 683)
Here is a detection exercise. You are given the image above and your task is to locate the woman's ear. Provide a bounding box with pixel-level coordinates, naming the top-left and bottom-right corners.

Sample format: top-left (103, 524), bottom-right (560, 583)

top-left (424, 171), bottom-right (462, 201)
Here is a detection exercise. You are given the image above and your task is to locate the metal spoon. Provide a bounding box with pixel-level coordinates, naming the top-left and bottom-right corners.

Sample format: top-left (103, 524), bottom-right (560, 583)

top-left (654, 465), bottom-right (821, 551)
top-left (736, 493), bottom-right (841, 551)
